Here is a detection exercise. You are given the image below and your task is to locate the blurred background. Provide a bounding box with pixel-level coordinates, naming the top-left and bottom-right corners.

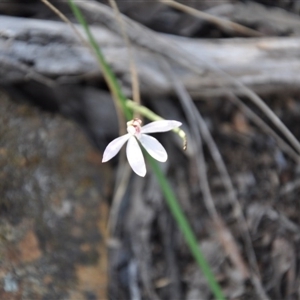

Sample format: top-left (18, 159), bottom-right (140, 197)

top-left (1, 0), bottom-right (300, 299)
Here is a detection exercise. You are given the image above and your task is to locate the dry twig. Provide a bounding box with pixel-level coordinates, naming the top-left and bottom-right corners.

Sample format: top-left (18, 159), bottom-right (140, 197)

top-left (162, 60), bottom-right (270, 300)
top-left (158, 0), bottom-right (263, 37)
top-left (108, 0), bottom-right (141, 109)
top-left (40, 0), bottom-right (88, 47)
top-left (227, 93), bottom-right (300, 163)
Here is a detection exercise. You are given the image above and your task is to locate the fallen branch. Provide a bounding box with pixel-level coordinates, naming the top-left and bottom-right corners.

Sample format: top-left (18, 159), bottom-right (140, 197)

top-left (2, 15), bottom-right (300, 98)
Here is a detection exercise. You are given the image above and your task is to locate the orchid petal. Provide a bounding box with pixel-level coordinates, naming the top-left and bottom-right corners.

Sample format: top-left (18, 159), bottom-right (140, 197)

top-left (139, 134), bottom-right (167, 162)
top-left (141, 120), bottom-right (182, 134)
top-left (102, 134), bottom-right (130, 162)
top-left (126, 136), bottom-right (146, 177)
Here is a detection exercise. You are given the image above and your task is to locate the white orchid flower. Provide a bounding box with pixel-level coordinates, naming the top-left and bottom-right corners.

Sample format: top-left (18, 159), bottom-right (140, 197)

top-left (102, 118), bottom-right (182, 177)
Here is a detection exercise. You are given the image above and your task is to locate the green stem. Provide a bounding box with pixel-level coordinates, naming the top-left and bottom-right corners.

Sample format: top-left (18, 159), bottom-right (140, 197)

top-left (147, 154), bottom-right (226, 300)
top-left (126, 100), bottom-right (161, 121)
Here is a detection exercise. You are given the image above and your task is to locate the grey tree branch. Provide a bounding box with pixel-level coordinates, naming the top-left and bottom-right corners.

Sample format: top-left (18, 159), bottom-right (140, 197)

top-left (2, 15), bottom-right (300, 98)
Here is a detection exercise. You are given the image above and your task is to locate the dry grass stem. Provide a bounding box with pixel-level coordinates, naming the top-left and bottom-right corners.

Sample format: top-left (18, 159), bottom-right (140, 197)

top-left (158, 0), bottom-right (263, 37)
top-left (108, 0), bottom-right (141, 110)
top-left (40, 0), bottom-right (88, 47)
top-left (162, 60), bottom-right (270, 300)
top-left (228, 93), bottom-right (300, 163)
top-left (108, 159), bottom-right (131, 234)
top-left (161, 59), bottom-right (253, 283)
top-left (192, 57), bottom-right (300, 156)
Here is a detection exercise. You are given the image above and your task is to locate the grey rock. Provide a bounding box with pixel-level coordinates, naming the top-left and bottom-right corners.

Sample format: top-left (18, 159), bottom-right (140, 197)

top-left (0, 89), bottom-right (110, 299)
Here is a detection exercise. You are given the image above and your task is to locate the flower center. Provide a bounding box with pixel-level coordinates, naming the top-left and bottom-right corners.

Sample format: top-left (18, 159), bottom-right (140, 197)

top-left (127, 125), bottom-right (136, 135)
top-left (127, 118), bottom-right (142, 136)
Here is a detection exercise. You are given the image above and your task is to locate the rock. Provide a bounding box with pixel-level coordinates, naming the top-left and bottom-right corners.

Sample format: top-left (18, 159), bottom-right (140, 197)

top-left (0, 89), bottom-right (111, 300)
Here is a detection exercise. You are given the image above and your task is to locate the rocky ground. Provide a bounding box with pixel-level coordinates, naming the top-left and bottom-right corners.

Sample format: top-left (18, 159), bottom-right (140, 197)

top-left (0, 91), bottom-right (111, 300)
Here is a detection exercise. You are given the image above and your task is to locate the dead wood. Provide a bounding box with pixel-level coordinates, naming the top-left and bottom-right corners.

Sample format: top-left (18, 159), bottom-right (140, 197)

top-left (1, 15), bottom-right (300, 98)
